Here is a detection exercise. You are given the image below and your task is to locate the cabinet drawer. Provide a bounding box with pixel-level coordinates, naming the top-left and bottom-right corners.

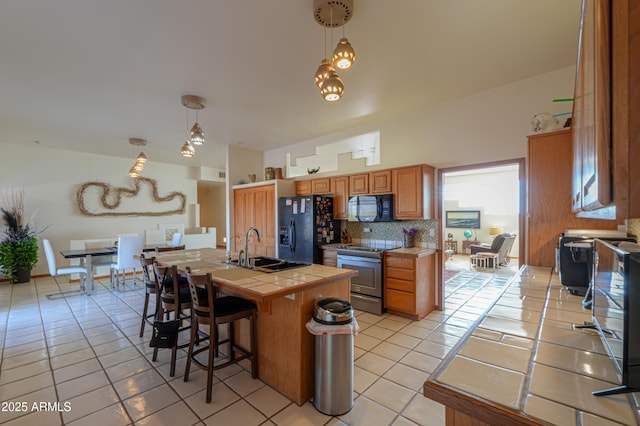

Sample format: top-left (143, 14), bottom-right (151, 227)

top-left (385, 256), bottom-right (414, 270)
top-left (384, 277), bottom-right (415, 293)
top-left (385, 289), bottom-right (415, 313)
top-left (322, 249), bottom-right (337, 267)
top-left (385, 267), bottom-right (414, 281)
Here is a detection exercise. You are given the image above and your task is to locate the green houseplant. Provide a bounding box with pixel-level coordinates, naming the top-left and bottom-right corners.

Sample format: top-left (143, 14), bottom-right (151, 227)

top-left (0, 190), bottom-right (40, 283)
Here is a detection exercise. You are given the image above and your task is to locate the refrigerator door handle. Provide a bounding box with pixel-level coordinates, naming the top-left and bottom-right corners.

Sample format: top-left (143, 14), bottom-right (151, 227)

top-left (290, 217), bottom-right (296, 255)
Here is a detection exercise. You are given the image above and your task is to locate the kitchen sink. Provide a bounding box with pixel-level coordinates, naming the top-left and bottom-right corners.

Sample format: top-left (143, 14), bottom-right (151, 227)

top-left (224, 256), bottom-right (310, 273)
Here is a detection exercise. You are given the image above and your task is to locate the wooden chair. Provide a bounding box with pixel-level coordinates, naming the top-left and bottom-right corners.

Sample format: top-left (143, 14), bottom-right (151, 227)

top-left (184, 270), bottom-right (258, 403)
top-left (151, 262), bottom-right (197, 377)
top-left (138, 253), bottom-right (156, 337)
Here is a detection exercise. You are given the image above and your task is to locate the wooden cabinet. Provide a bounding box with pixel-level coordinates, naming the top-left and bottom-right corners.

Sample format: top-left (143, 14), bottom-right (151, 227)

top-left (312, 178), bottom-right (331, 194)
top-left (295, 180), bottom-right (312, 196)
top-left (392, 165), bottom-right (434, 220)
top-left (349, 173), bottom-right (369, 195)
top-left (295, 178), bottom-right (331, 195)
top-left (322, 247), bottom-right (338, 267)
top-left (527, 129), bottom-right (617, 267)
top-left (370, 170), bottom-right (392, 194)
top-left (331, 176), bottom-right (349, 220)
top-left (571, 0), bottom-right (612, 212)
top-left (384, 252), bottom-right (435, 320)
top-left (234, 184), bottom-right (276, 257)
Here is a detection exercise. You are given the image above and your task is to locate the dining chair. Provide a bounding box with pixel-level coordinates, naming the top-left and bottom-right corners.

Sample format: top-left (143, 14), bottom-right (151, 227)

top-left (171, 232), bottom-right (183, 246)
top-left (184, 270), bottom-right (258, 403)
top-left (138, 253), bottom-right (156, 337)
top-left (43, 239), bottom-right (88, 289)
top-left (110, 235), bottom-right (143, 289)
top-left (151, 262), bottom-right (196, 377)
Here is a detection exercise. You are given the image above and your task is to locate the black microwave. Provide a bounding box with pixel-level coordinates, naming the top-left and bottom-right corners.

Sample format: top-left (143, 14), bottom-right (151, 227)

top-left (347, 194), bottom-right (394, 222)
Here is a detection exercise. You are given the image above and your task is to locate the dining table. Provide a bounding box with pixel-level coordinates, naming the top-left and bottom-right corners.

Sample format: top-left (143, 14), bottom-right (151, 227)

top-left (60, 243), bottom-right (172, 294)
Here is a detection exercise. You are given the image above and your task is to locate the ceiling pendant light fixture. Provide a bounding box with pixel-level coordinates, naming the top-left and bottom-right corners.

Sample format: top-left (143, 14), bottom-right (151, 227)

top-left (180, 95), bottom-right (206, 156)
top-left (320, 69), bottom-right (344, 102)
top-left (128, 138), bottom-right (148, 178)
top-left (332, 37), bottom-right (355, 70)
top-left (312, 0), bottom-right (354, 102)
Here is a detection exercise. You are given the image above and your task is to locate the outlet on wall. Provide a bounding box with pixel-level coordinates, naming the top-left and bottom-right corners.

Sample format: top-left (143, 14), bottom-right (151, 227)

top-left (429, 229), bottom-right (435, 237)
top-left (364, 227), bottom-right (372, 233)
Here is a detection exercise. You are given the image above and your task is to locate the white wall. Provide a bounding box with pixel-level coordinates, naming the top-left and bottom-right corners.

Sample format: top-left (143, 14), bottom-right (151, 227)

top-left (0, 143), bottom-right (198, 277)
top-left (264, 66), bottom-right (575, 171)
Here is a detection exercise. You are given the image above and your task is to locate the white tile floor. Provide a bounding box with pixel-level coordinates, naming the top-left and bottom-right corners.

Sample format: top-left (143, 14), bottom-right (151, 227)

top-left (0, 268), bottom-right (514, 426)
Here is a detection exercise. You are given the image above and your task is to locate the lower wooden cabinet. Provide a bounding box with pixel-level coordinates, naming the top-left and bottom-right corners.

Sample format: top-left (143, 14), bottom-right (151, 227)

top-left (384, 251), bottom-right (435, 320)
top-left (322, 247), bottom-right (338, 267)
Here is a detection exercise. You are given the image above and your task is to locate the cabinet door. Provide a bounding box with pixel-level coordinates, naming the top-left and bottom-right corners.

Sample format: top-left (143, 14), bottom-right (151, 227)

top-left (261, 185), bottom-right (277, 257)
top-left (331, 176), bottom-right (349, 220)
top-left (312, 178), bottom-right (331, 194)
top-left (234, 187), bottom-right (256, 252)
top-left (349, 173), bottom-right (369, 195)
top-left (392, 165), bottom-right (433, 219)
top-left (370, 170), bottom-right (392, 194)
top-left (295, 180), bottom-right (312, 196)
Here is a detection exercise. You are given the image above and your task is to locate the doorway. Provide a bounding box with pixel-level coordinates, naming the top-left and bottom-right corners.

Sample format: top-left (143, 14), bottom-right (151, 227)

top-left (436, 158), bottom-right (526, 309)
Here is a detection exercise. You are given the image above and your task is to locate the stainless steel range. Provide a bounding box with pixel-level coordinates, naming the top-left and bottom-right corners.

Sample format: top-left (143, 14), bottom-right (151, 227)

top-left (336, 245), bottom-right (398, 315)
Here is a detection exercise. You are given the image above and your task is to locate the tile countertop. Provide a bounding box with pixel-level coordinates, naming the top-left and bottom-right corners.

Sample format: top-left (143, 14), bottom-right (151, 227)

top-left (320, 243), bottom-right (436, 257)
top-left (423, 265), bottom-right (640, 426)
top-left (154, 247), bottom-right (357, 303)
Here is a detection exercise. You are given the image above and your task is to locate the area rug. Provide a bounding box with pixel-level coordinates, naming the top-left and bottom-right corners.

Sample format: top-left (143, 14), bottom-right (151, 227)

top-left (444, 269), bottom-right (460, 283)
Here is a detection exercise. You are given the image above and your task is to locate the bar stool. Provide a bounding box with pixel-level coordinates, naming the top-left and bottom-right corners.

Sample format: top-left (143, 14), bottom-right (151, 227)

top-left (138, 254), bottom-right (156, 337)
top-left (184, 270), bottom-right (258, 403)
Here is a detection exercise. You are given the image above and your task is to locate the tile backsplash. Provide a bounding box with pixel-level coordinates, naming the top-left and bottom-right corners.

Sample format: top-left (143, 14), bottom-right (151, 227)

top-left (628, 218), bottom-right (640, 240)
top-left (343, 219), bottom-right (439, 248)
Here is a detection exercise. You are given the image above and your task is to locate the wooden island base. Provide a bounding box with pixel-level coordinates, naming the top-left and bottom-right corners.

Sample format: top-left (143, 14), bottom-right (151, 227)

top-left (251, 277), bottom-right (351, 405)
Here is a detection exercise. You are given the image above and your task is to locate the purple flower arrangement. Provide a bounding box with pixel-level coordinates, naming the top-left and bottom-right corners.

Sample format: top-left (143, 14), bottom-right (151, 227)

top-left (402, 227), bottom-right (418, 236)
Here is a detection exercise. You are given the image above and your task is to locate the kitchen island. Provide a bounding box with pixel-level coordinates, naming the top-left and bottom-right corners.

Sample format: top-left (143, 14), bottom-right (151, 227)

top-left (154, 247), bottom-right (356, 405)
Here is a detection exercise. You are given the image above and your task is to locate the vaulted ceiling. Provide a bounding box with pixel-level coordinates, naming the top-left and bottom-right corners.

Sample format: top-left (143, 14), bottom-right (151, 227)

top-left (0, 0), bottom-right (581, 170)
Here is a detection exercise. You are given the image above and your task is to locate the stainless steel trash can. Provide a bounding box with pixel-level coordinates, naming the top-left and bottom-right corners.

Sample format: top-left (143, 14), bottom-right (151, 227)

top-left (312, 297), bottom-right (354, 416)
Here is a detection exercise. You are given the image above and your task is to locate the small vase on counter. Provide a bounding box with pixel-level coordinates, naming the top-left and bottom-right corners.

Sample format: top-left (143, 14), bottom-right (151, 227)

top-left (402, 227), bottom-right (418, 248)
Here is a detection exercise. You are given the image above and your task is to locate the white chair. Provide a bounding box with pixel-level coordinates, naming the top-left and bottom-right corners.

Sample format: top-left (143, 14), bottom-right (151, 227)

top-left (43, 239), bottom-right (88, 289)
top-left (110, 235), bottom-right (143, 289)
top-left (171, 232), bottom-right (183, 246)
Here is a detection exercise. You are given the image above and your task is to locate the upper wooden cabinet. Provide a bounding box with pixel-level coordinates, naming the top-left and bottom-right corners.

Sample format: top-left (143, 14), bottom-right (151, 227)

top-left (295, 178), bottom-right (331, 195)
top-left (370, 170), bottom-right (392, 194)
top-left (331, 176), bottom-right (349, 220)
top-left (392, 165), bottom-right (434, 220)
top-left (312, 178), bottom-right (331, 194)
top-left (349, 173), bottom-right (369, 196)
top-left (295, 180), bottom-right (312, 196)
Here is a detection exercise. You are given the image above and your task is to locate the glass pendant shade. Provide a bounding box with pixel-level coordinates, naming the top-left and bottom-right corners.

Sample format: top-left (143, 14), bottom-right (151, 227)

top-left (189, 122), bottom-right (205, 145)
top-left (314, 59), bottom-right (334, 88)
top-left (181, 140), bottom-right (195, 157)
top-left (320, 70), bottom-right (344, 102)
top-left (332, 38), bottom-right (356, 69)
top-left (136, 151), bottom-right (148, 163)
top-left (133, 160), bottom-right (145, 171)
top-left (128, 166), bottom-right (139, 178)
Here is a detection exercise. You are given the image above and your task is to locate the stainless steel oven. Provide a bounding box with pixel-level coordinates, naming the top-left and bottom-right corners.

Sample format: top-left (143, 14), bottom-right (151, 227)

top-left (336, 246), bottom-right (391, 315)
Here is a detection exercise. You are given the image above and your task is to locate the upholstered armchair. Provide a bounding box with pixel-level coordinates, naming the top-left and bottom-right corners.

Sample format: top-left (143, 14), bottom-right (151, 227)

top-left (470, 233), bottom-right (516, 266)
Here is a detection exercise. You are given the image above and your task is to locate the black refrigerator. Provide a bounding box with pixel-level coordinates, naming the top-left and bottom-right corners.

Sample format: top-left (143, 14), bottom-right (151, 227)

top-left (278, 195), bottom-right (340, 264)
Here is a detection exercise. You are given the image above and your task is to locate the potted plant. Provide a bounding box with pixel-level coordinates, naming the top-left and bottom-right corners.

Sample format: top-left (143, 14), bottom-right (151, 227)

top-left (0, 190), bottom-right (40, 283)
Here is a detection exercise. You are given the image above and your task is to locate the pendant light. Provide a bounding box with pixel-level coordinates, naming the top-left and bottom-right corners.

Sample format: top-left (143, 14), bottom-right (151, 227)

top-left (180, 95), bottom-right (206, 156)
top-left (312, 0), bottom-right (354, 102)
top-left (128, 138), bottom-right (148, 178)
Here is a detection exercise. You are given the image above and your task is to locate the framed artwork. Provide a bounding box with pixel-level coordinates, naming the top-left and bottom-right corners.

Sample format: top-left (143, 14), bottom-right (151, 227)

top-left (158, 223), bottom-right (185, 243)
top-left (446, 210), bottom-right (481, 229)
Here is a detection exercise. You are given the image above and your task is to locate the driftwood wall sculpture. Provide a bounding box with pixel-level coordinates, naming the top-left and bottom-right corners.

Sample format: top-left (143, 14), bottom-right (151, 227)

top-left (76, 177), bottom-right (186, 217)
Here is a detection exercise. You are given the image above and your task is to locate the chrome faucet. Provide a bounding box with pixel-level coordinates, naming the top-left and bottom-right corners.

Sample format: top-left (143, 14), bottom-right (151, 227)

top-left (240, 227), bottom-right (260, 268)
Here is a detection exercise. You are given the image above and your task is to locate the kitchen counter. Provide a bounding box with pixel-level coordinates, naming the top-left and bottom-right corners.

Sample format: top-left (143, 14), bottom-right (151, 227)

top-left (386, 247), bottom-right (436, 257)
top-left (423, 265), bottom-right (639, 425)
top-left (154, 247), bottom-right (356, 406)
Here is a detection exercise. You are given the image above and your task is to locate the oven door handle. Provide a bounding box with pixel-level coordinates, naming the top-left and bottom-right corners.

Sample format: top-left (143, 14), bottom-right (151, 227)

top-left (337, 254), bottom-right (382, 264)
